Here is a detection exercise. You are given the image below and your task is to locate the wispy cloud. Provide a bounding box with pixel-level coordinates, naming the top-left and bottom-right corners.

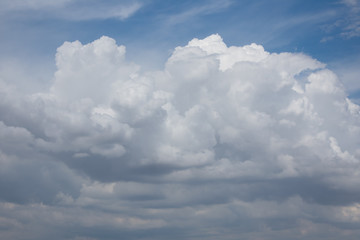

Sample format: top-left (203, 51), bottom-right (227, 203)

top-left (59, 1), bottom-right (143, 21)
top-left (165, 0), bottom-right (233, 26)
top-left (340, 0), bottom-right (360, 38)
top-left (0, 0), bottom-right (72, 11)
top-left (0, 0), bottom-right (143, 21)
top-left (321, 0), bottom-right (360, 41)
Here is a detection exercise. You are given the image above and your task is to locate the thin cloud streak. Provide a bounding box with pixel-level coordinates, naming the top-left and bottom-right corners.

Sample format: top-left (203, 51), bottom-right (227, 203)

top-left (164, 0), bottom-right (233, 26)
top-left (0, 0), bottom-right (143, 21)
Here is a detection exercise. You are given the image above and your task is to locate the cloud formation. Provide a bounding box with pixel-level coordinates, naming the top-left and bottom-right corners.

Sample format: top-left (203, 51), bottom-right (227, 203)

top-left (0, 34), bottom-right (360, 239)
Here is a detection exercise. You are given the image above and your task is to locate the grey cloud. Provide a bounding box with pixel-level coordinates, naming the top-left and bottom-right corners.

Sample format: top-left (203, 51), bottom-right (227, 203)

top-left (0, 149), bottom-right (82, 205)
top-left (0, 34), bottom-right (360, 239)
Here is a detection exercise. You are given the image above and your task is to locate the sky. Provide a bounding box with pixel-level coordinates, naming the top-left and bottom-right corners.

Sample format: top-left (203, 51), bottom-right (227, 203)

top-left (0, 0), bottom-right (360, 240)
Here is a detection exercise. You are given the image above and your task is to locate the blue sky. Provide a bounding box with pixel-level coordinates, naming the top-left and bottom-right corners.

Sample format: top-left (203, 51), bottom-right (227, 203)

top-left (1, 1), bottom-right (360, 240)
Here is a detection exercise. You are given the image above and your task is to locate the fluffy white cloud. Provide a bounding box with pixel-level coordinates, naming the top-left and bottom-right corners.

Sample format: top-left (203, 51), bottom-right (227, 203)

top-left (0, 34), bottom-right (360, 239)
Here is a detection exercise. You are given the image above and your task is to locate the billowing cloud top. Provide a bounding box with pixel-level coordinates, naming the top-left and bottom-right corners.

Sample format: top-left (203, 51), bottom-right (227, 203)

top-left (1, 34), bottom-right (360, 240)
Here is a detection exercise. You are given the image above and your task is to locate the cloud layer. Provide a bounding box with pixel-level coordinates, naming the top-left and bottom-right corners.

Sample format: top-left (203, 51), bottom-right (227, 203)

top-left (1, 34), bottom-right (360, 240)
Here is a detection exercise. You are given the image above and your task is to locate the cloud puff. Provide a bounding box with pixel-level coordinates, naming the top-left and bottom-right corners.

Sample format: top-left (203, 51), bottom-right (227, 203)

top-left (0, 34), bottom-right (360, 239)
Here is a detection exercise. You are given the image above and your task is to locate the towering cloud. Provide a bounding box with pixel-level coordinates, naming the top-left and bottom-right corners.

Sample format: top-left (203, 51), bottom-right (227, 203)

top-left (0, 34), bottom-right (359, 240)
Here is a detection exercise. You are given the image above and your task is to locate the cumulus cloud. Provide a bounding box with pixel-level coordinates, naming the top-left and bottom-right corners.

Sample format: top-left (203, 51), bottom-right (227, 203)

top-left (0, 34), bottom-right (360, 239)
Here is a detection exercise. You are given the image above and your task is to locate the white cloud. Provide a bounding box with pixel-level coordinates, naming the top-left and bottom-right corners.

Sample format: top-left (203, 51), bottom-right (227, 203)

top-left (1, 34), bottom-right (360, 239)
top-left (52, 36), bottom-right (137, 103)
top-left (6, 32), bottom-right (358, 185)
